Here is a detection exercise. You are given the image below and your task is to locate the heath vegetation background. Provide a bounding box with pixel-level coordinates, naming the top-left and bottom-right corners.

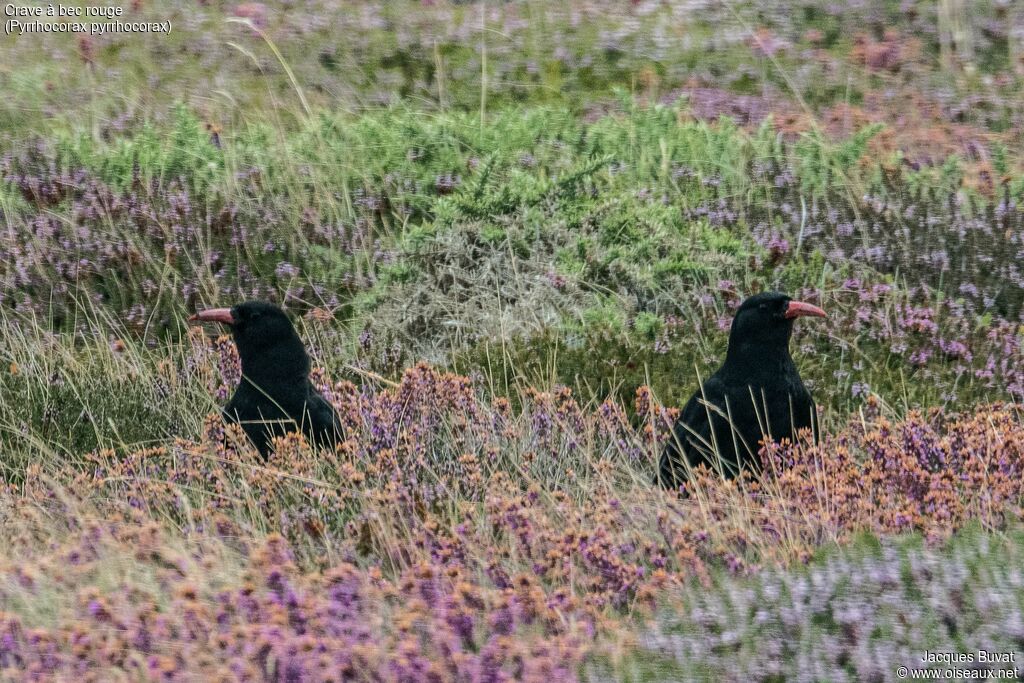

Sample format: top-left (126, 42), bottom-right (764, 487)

top-left (0, 0), bottom-right (1023, 680)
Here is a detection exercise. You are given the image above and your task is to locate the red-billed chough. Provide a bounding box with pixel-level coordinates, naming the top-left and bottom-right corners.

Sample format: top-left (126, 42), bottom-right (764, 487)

top-left (190, 301), bottom-right (342, 458)
top-left (657, 291), bottom-right (825, 488)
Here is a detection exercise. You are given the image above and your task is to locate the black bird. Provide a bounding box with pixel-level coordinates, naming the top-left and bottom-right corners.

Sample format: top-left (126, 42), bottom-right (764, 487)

top-left (657, 292), bottom-right (826, 488)
top-left (190, 301), bottom-right (342, 458)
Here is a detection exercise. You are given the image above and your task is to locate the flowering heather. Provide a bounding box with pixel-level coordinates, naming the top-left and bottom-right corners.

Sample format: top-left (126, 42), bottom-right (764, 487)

top-left (0, 360), bottom-right (1022, 678)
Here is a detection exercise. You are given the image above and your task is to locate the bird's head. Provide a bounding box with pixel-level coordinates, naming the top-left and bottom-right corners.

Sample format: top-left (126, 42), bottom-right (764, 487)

top-left (190, 301), bottom-right (308, 376)
top-left (727, 291), bottom-right (826, 354)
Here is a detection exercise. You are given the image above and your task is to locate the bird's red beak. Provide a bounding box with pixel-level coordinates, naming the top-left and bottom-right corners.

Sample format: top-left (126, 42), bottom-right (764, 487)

top-left (783, 300), bottom-right (827, 319)
top-left (189, 308), bottom-right (235, 325)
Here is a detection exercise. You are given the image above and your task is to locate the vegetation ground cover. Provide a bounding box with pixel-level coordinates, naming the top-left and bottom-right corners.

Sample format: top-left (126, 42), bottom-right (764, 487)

top-left (0, 1), bottom-right (1022, 680)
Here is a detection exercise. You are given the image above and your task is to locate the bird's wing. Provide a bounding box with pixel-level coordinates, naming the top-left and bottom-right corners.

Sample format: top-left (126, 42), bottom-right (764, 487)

top-left (306, 388), bottom-right (343, 441)
top-left (657, 376), bottom-right (724, 487)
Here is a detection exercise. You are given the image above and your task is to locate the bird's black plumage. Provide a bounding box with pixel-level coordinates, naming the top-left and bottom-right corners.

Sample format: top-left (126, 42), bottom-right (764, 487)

top-left (191, 301), bottom-right (342, 458)
top-left (657, 292), bottom-right (825, 488)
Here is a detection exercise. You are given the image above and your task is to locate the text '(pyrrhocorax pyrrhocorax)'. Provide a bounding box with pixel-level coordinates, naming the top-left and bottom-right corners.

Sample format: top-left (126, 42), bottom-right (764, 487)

top-left (190, 301), bottom-right (342, 458)
top-left (657, 291), bottom-right (825, 489)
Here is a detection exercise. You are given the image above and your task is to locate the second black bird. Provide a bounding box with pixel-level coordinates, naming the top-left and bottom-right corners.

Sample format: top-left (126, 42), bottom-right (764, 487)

top-left (658, 291), bottom-right (826, 488)
top-left (190, 301), bottom-right (342, 458)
